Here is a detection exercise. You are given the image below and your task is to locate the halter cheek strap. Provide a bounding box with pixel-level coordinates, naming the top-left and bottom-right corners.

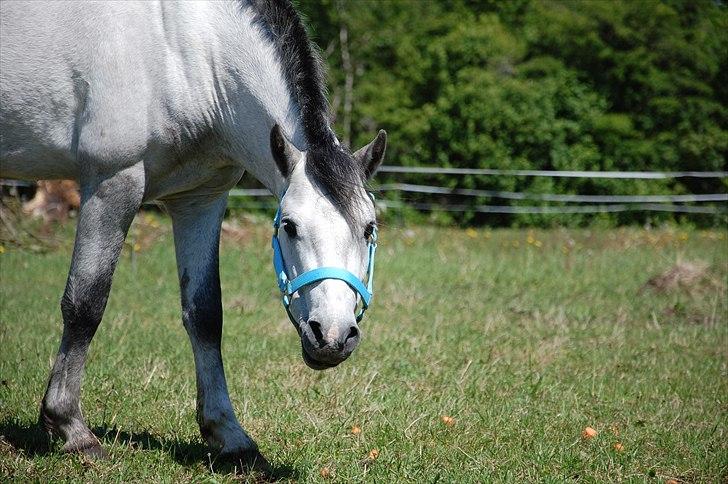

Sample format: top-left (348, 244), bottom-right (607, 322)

top-left (271, 192), bottom-right (377, 324)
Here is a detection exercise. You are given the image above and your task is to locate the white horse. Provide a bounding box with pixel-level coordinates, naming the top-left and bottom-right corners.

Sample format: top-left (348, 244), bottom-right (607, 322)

top-left (0, 0), bottom-right (386, 466)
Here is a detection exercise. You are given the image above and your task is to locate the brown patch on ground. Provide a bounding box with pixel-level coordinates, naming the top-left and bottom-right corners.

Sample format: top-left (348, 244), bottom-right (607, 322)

top-left (221, 220), bottom-right (252, 244)
top-left (0, 197), bottom-right (64, 252)
top-left (23, 180), bottom-right (80, 222)
top-left (641, 261), bottom-right (709, 294)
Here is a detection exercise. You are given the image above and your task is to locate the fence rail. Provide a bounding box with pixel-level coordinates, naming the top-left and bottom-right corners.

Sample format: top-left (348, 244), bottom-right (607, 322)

top-left (379, 201), bottom-right (726, 215)
top-left (4, 170), bottom-right (728, 215)
top-left (375, 183), bottom-right (728, 203)
top-left (377, 166), bottom-right (728, 179)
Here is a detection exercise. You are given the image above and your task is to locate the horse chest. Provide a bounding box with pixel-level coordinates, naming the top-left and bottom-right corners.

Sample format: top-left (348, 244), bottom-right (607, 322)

top-left (144, 151), bottom-right (245, 203)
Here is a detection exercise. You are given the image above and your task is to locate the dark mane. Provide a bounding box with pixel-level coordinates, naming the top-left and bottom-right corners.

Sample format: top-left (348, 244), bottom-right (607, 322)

top-left (246, 0), bottom-right (365, 218)
top-left (306, 143), bottom-right (366, 219)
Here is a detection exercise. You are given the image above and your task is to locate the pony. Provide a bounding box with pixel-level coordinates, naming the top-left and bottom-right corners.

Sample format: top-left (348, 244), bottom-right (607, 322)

top-left (0, 0), bottom-right (387, 465)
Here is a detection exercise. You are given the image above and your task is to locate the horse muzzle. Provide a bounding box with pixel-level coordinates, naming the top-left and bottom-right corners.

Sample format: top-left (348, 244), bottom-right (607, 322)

top-left (299, 318), bottom-right (361, 370)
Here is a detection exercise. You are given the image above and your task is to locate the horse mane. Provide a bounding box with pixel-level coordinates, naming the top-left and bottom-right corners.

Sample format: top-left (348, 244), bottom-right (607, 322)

top-left (246, 0), bottom-right (365, 219)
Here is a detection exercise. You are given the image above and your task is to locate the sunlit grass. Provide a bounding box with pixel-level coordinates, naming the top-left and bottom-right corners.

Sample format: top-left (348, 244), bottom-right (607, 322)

top-left (1, 215), bottom-right (726, 482)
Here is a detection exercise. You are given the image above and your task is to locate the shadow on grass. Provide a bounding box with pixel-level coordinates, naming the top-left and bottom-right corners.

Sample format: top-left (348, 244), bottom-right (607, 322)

top-left (0, 418), bottom-right (53, 457)
top-left (0, 419), bottom-right (297, 480)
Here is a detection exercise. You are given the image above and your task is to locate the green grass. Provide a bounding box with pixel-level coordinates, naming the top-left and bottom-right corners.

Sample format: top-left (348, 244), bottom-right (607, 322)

top-left (1, 214), bottom-right (727, 482)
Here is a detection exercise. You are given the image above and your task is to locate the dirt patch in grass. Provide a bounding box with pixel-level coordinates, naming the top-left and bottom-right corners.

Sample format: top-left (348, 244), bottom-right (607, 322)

top-left (641, 260), bottom-right (726, 326)
top-left (641, 261), bottom-right (710, 293)
top-left (0, 198), bottom-right (67, 252)
top-left (221, 220), bottom-right (252, 243)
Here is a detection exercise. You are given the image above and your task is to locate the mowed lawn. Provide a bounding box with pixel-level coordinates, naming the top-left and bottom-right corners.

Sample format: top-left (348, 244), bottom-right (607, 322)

top-left (1, 214), bottom-right (726, 482)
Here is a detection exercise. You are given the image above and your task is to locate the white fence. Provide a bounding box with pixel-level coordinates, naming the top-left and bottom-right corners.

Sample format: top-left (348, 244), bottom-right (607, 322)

top-left (375, 183), bottom-right (728, 203)
top-left (376, 166), bottom-right (728, 179)
top-left (228, 166), bottom-right (728, 215)
top-left (4, 167), bottom-right (727, 215)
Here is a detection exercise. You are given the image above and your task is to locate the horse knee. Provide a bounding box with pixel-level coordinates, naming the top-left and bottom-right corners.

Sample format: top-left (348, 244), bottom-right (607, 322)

top-left (180, 269), bottom-right (223, 345)
top-left (60, 273), bottom-right (112, 337)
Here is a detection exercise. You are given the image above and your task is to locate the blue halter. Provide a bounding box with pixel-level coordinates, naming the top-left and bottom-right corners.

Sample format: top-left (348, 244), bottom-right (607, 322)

top-left (271, 192), bottom-right (378, 325)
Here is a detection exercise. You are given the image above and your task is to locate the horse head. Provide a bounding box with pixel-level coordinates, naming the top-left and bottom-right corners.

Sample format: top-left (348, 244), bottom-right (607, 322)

top-left (269, 125), bottom-right (387, 369)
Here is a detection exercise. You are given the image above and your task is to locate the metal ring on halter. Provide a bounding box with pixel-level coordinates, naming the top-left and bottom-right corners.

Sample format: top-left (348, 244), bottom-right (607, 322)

top-left (271, 190), bottom-right (377, 325)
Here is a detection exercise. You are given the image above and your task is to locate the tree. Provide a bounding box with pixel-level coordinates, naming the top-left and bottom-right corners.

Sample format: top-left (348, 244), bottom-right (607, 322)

top-left (294, 0), bottom-right (728, 226)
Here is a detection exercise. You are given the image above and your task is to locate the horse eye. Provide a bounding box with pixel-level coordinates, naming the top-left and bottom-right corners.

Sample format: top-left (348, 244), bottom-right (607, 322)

top-left (283, 220), bottom-right (298, 238)
top-left (363, 222), bottom-right (375, 240)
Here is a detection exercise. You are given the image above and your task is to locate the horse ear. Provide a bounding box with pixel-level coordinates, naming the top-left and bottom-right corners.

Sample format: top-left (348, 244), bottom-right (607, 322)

top-left (270, 124), bottom-right (300, 178)
top-left (354, 130), bottom-right (387, 180)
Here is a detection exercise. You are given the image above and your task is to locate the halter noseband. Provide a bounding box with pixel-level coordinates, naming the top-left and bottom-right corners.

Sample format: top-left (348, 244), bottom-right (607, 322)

top-left (271, 191), bottom-right (378, 325)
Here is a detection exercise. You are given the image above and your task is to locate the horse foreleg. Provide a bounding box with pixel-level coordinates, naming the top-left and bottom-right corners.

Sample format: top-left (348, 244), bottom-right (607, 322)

top-left (40, 164), bottom-right (145, 458)
top-left (166, 194), bottom-right (266, 468)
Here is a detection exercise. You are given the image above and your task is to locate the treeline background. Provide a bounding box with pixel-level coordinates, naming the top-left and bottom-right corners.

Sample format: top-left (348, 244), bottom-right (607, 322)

top-left (284, 0), bottom-right (728, 226)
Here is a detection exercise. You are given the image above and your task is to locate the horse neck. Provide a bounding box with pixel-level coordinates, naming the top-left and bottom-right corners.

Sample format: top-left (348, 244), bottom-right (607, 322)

top-left (166, 1), bottom-right (308, 196)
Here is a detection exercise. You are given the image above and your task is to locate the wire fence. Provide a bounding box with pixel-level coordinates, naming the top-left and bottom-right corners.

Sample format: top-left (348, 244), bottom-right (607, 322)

top-left (379, 201), bottom-right (724, 214)
top-left (375, 183), bottom-right (728, 204)
top-left (4, 165), bottom-right (728, 215)
top-left (377, 166), bottom-right (728, 179)
top-left (229, 165), bottom-right (728, 215)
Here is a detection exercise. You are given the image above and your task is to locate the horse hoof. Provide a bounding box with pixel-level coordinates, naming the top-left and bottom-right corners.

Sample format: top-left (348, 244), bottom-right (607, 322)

top-left (219, 448), bottom-right (272, 477)
top-left (81, 443), bottom-right (108, 460)
top-left (63, 441), bottom-right (108, 460)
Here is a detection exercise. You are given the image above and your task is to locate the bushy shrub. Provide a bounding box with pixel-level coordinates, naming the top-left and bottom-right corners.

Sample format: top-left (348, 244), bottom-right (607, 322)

top-left (295, 0), bottom-right (727, 226)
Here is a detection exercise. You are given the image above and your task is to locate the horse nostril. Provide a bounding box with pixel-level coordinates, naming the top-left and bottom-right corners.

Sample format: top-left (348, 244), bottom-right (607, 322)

top-left (308, 320), bottom-right (325, 347)
top-left (346, 325), bottom-right (359, 342)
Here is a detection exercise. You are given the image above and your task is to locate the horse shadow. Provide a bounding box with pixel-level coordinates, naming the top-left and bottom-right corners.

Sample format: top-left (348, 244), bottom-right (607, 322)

top-left (0, 418), bottom-right (297, 480)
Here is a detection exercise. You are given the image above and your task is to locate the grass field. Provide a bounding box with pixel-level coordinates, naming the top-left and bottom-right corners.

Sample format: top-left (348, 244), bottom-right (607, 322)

top-left (1, 213), bottom-right (726, 482)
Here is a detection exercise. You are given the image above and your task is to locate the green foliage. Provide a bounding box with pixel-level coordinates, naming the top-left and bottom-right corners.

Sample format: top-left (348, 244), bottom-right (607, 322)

top-left (294, 0), bottom-right (727, 226)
